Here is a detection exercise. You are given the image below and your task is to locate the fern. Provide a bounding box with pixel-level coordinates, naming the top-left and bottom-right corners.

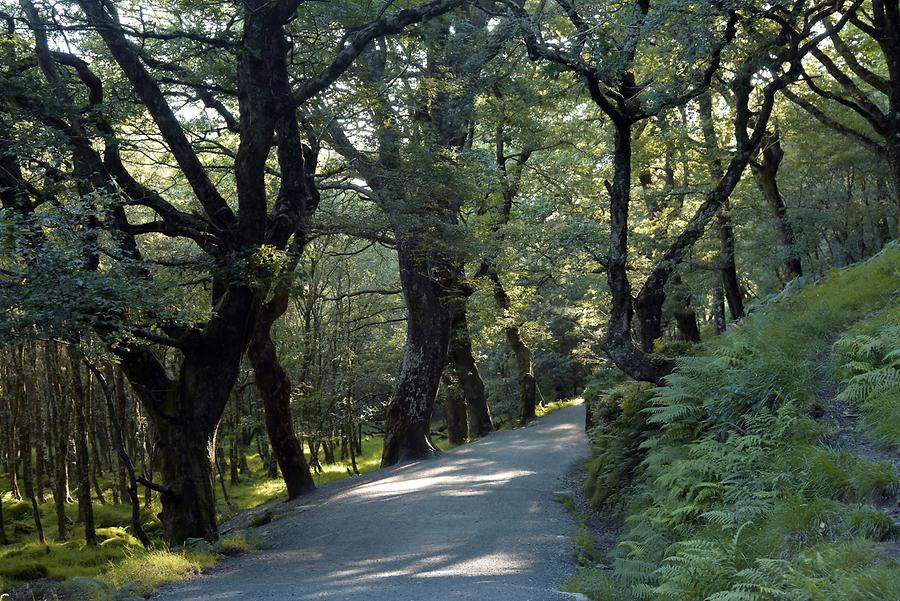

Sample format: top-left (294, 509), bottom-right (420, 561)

top-left (833, 324), bottom-right (900, 449)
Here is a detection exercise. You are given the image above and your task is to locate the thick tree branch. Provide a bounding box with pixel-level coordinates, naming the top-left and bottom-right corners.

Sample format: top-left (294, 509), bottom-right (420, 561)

top-left (292, 0), bottom-right (466, 108)
top-left (782, 88), bottom-right (885, 154)
top-left (75, 0), bottom-right (237, 232)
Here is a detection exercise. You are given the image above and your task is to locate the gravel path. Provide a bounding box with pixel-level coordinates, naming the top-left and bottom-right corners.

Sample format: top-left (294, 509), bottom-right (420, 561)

top-left (155, 404), bottom-right (591, 601)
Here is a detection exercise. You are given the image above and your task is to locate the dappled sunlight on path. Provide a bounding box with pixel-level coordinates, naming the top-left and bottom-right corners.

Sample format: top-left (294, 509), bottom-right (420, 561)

top-left (155, 404), bottom-right (590, 601)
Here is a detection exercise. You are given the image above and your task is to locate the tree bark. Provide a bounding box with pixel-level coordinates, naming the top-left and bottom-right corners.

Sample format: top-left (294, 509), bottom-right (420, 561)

top-left (381, 237), bottom-right (453, 466)
top-left (606, 120), bottom-right (676, 383)
top-left (890, 151), bottom-right (900, 239)
top-left (153, 418), bottom-right (218, 545)
top-left (712, 287), bottom-right (727, 334)
top-left (671, 277), bottom-right (701, 343)
top-left (718, 206), bottom-right (745, 320)
top-left (446, 282), bottom-right (493, 438)
top-left (440, 373), bottom-right (468, 445)
top-left (752, 131), bottom-right (803, 280)
top-left (248, 276), bottom-right (316, 500)
top-left (117, 295), bottom-right (257, 545)
top-left (68, 347), bottom-right (97, 546)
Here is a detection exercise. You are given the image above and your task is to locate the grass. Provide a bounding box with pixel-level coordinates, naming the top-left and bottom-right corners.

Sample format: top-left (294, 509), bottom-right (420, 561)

top-left (100, 548), bottom-right (217, 595)
top-left (536, 398), bottom-right (582, 417)
top-left (571, 244), bottom-right (900, 600)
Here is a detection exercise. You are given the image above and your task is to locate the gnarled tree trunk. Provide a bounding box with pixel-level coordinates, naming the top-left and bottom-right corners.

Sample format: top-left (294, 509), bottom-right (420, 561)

top-left (607, 121), bottom-right (676, 383)
top-left (381, 237), bottom-right (454, 466)
top-left (752, 131), bottom-right (803, 280)
top-left (118, 288), bottom-right (257, 545)
top-left (447, 281), bottom-right (493, 438)
top-left (248, 274), bottom-right (316, 500)
top-left (153, 418), bottom-right (218, 545)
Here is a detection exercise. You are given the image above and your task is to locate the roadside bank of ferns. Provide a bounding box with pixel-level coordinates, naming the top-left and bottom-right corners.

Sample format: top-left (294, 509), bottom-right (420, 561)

top-left (571, 245), bottom-right (900, 600)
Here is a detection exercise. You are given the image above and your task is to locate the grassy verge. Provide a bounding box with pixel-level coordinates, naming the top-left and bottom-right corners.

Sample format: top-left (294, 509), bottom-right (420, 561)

top-left (557, 492), bottom-right (630, 601)
top-left (536, 398), bottom-right (582, 418)
top-left (572, 244), bottom-right (900, 600)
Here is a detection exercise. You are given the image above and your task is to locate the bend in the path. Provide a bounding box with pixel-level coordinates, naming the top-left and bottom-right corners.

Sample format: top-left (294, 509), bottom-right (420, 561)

top-left (156, 403), bottom-right (591, 601)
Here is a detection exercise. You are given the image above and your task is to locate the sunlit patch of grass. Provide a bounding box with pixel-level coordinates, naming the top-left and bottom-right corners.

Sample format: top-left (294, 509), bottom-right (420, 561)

top-left (220, 433), bottom-right (456, 517)
top-left (536, 398), bottom-right (581, 417)
top-left (213, 531), bottom-right (261, 556)
top-left (0, 536), bottom-right (145, 584)
top-left (99, 548), bottom-right (217, 596)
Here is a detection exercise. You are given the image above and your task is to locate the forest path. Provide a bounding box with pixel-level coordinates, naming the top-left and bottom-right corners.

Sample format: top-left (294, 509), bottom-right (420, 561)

top-left (814, 348), bottom-right (900, 557)
top-left (155, 404), bottom-right (591, 601)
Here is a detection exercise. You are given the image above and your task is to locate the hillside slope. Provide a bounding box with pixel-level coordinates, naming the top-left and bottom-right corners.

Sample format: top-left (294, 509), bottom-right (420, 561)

top-left (573, 244), bottom-right (900, 601)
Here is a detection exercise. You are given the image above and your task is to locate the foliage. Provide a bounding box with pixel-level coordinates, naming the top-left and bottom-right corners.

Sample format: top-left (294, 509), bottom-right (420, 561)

top-left (583, 381), bottom-right (658, 511)
top-left (834, 314), bottom-right (900, 449)
top-left (571, 245), bottom-right (900, 600)
top-left (1, 0), bottom-right (899, 593)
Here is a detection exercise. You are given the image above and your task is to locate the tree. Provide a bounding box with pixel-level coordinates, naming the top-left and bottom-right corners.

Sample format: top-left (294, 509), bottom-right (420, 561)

top-left (1, 0), bottom-right (463, 544)
top-left (784, 0), bottom-right (900, 238)
top-left (327, 10), bottom-right (507, 464)
top-left (506, 0), bottom-right (856, 382)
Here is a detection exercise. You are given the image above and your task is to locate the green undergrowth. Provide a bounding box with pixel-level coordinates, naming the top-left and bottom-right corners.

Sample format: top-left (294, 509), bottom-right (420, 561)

top-left (832, 303), bottom-right (900, 450)
top-left (0, 531), bottom-right (255, 600)
top-left (570, 244), bottom-right (900, 600)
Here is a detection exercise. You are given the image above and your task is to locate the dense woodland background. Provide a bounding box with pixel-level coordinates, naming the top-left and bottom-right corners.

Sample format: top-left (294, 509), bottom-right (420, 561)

top-left (0, 0), bottom-right (898, 599)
